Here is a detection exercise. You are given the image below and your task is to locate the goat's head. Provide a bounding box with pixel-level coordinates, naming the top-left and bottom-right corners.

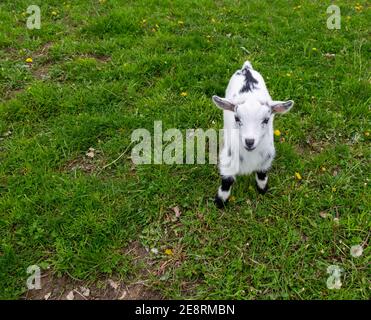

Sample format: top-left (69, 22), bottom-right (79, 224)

top-left (212, 95), bottom-right (294, 151)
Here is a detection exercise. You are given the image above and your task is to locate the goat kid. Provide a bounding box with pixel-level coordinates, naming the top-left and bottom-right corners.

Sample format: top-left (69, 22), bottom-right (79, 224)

top-left (213, 61), bottom-right (294, 208)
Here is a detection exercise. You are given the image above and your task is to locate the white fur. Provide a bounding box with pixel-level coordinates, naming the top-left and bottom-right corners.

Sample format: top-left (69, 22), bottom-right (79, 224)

top-left (213, 60), bottom-right (294, 203)
top-left (220, 61), bottom-right (275, 177)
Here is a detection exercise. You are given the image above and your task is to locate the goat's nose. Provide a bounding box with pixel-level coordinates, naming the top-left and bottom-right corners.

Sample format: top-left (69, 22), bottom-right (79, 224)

top-left (245, 139), bottom-right (255, 148)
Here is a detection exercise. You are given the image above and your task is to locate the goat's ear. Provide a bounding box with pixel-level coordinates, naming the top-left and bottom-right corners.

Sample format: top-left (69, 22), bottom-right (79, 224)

top-left (212, 95), bottom-right (236, 112)
top-left (270, 100), bottom-right (294, 114)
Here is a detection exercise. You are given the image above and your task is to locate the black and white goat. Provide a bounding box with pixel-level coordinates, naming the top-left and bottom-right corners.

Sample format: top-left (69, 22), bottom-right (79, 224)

top-left (212, 61), bottom-right (294, 208)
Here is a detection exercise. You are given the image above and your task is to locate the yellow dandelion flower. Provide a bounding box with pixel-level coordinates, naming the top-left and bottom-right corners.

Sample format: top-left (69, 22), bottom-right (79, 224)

top-left (180, 92), bottom-right (188, 97)
top-left (295, 172), bottom-right (302, 180)
top-left (164, 249), bottom-right (173, 255)
top-left (274, 129), bottom-right (281, 137)
top-left (25, 57), bottom-right (33, 63)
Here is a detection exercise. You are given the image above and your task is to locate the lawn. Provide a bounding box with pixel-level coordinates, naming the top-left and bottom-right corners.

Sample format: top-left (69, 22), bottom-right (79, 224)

top-left (0, 0), bottom-right (370, 300)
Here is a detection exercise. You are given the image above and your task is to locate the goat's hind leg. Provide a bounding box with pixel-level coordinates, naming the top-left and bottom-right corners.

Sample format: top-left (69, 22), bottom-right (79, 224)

top-left (215, 175), bottom-right (235, 208)
top-left (255, 171), bottom-right (268, 194)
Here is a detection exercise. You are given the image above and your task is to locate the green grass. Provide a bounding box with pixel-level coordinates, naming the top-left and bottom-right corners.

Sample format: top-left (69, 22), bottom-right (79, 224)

top-left (0, 0), bottom-right (370, 299)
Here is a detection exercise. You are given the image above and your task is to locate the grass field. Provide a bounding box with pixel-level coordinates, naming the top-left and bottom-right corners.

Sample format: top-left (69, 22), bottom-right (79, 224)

top-left (0, 0), bottom-right (370, 299)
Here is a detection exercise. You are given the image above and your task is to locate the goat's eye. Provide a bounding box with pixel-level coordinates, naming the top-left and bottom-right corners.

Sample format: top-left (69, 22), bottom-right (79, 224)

top-left (262, 118), bottom-right (269, 125)
top-left (235, 116), bottom-right (241, 125)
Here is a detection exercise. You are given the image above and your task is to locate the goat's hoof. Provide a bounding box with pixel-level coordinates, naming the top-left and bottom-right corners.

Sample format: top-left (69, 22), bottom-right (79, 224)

top-left (256, 182), bottom-right (268, 195)
top-left (214, 195), bottom-right (227, 209)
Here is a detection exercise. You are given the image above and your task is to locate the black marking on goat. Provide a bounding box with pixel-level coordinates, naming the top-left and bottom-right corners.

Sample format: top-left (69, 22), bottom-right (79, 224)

top-left (255, 171), bottom-right (269, 194)
top-left (221, 176), bottom-right (234, 191)
top-left (214, 195), bottom-right (226, 209)
top-left (256, 181), bottom-right (268, 194)
top-left (256, 171), bottom-right (267, 180)
top-left (240, 68), bottom-right (258, 93)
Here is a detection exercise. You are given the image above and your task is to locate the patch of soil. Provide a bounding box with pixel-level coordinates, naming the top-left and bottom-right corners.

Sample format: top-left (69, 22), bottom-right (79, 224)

top-left (63, 149), bottom-right (107, 174)
top-left (296, 137), bottom-right (331, 155)
top-left (24, 271), bottom-right (162, 300)
top-left (80, 53), bottom-right (111, 63)
top-left (24, 241), bottom-right (162, 300)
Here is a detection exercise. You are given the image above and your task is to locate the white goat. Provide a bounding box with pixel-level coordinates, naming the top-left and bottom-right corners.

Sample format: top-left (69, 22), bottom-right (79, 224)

top-left (212, 61), bottom-right (294, 208)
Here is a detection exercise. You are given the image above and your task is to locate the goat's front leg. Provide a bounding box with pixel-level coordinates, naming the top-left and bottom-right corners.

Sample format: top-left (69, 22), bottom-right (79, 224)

top-left (255, 171), bottom-right (268, 194)
top-left (214, 175), bottom-right (235, 208)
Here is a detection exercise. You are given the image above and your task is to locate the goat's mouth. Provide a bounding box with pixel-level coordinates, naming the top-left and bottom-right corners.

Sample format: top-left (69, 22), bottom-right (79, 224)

top-left (244, 146), bottom-right (256, 151)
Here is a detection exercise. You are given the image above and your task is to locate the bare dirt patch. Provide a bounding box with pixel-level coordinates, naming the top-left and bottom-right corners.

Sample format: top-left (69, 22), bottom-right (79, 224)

top-left (79, 53), bottom-right (111, 63)
top-left (24, 271), bottom-right (162, 300)
top-left (63, 149), bottom-right (107, 174)
top-left (24, 241), bottom-right (162, 300)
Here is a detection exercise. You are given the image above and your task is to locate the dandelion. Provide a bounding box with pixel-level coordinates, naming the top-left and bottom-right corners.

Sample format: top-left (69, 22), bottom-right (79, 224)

top-left (164, 249), bottom-right (173, 255)
top-left (274, 129), bottom-right (281, 136)
top-left (180, 92), bottom-right (188, 97)
top-left (25, 57), bottom-right (33, 63)
top-left (295, 172), bottom-right (302, 180)
top-left (150, 248), bottom-right (159, 254)
top-left (350, 245), bottom-right (363, 258)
